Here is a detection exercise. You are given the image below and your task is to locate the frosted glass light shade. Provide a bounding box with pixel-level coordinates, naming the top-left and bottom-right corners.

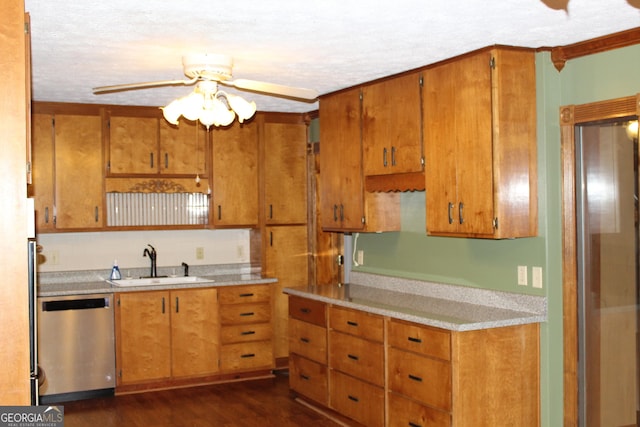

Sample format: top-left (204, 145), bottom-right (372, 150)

top-left (226, 94), bottom-right (257, 123)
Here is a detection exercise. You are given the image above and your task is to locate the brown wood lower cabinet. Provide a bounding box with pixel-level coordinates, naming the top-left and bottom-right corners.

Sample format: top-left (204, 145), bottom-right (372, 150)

top-left (115, 283), bottom-right (275, 393)
top-left (287, 295), bottom-right (541, 427)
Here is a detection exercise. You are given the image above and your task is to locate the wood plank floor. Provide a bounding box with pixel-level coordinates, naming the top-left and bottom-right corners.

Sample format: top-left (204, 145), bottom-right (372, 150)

top-left (61, 372), bottom-right (340, 427)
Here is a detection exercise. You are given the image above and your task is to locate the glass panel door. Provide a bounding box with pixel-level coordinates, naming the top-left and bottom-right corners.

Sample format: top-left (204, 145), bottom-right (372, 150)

top-left (576, 118), bottom-right (639, 427)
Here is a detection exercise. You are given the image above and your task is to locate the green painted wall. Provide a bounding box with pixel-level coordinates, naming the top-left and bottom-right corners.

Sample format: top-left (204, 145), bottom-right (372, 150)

top-left (346, 44), bottom-right (640, 426)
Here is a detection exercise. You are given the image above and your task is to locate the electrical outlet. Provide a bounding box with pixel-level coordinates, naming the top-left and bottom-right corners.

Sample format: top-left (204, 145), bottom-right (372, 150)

top-left (532, 266), bottom-right (543, 288)
top-left (196, 247), bottom-right (204, 260)
top-left (50, 250), bottom-right (59, 265)
top-left (357, 250), bottom-right (364, 265)
top-left (517, 265), bottom-right (528, 286)
top-left (237, 245), bottom-right (244, 259)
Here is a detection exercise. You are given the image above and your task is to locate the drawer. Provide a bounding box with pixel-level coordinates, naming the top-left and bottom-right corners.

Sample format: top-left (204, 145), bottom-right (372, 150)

top-left (388, 318), bottom-right (451, 361)
top-left (289, 296), bottom-right (326, 326)
top-left (289, 353), bottom-right (328, 406)
top-left (329, 305), bottom-right (384, 342)
top-left (289, 318), bottom-right (327, 364)
top-left (329, 330), bottom-right (384, 386)
top-left (388, 392), bottom-right (451, 427)
top-left (218, 284), bottom-right (270, 304)
top-left (220, 302), bottom-right (270, 325)
top-left (220, 340), bottom-right (273, 372)
top-left (388, 347), bottom-right (452, 412)
top-left (220, 323), bottom-right (272, 344)
top-left (329, 369), bottom-right (384, 427)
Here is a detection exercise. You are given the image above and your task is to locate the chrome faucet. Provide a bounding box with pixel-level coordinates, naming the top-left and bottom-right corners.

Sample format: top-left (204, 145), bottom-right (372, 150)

top-left (142, 244), bottom-right (157, 278)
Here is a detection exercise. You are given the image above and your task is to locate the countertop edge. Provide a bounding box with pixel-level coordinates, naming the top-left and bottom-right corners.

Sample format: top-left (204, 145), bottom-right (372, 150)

top-left (283, 286), bottom-right (546, 332)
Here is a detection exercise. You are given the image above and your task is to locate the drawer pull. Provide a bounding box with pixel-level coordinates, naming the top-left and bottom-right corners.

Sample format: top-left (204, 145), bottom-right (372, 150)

top-left (240, 330), bottom-right (256, 336)
top-left (409, 423), bottom-right (423, 427)
top-left (240, 312), bottom-right (255, 317)
top-left (300, 337), bottom-right (310, 343)
top-left (346, 320), bottom-right (359, 327)
top-left (408, 374), bottom-right (423, 382)
top-left (408, 336), bottom-right (422, 343)
top-left (239, 293), bottom-right (254, 297)
top-left (241, 353), bottom-right (256, 358)
top-left (300, 374), bottom-right (310, 381)
top-left (347, 354), bottom-right (359, 361)
top-left (347, 395), bottom-right (359, 403)
top-left (300, 308), bottom-right (311, 314)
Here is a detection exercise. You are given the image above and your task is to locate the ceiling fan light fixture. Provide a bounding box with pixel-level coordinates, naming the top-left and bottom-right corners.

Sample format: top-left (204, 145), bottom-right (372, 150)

top-left (161, 98), bottom-right (183, 125)
top-left (211, 97), bottom-right (236, 127)
top-left (181, 92), bottom-right (205, 122)
top-left (226, 93), bottom-right (257, 123)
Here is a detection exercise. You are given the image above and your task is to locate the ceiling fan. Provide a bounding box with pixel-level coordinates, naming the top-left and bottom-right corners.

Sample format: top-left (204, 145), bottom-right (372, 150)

top-left (92, 53), bottom-right (319, 101)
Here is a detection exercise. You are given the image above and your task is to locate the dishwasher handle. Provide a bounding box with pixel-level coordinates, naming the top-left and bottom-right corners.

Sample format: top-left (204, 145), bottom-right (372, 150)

top-left (42, 297), bottom-right (110, 312)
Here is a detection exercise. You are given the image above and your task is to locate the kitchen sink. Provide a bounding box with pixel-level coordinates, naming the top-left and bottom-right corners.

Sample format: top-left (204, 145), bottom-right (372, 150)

top-left (107, 276), bottom-right (215, 287)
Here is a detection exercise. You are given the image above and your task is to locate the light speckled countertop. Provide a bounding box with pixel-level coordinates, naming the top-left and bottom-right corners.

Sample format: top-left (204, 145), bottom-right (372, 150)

top-left (37, 263), bottom-right (277, 297)
top-left (284, 272), bottom-right (546, 332)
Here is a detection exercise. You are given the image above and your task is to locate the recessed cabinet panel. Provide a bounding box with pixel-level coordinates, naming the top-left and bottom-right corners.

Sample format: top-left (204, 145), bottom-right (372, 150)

top-left (108, 115), bottom-right (159, 175)
top-left (159, 120), bottom-right (207, 175)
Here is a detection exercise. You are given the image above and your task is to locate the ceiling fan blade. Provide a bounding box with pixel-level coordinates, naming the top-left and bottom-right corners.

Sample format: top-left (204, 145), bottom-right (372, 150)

top-left (92, 77), bottom-right (198, 94)
top-left (228, 79), bottom-right (319, 101)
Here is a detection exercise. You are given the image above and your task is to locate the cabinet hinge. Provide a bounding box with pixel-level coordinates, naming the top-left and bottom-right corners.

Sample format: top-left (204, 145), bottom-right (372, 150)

top-left (359, 90), bottom-right (363, 101)
top-left (118, 369), bottom-right (122, 378)
top-left (420, 157), bottom-right (425, 167)
top-left (419, 75), bottom-right (424, 87)
top-left (361, 216), bottom-right (366, 224)
top-left (490, 56), bottom-right (496, 69)
top-left (26, 161), bottom-right (32, 175)
top-left (51, 117), bottom-right (55, 127)
top-left (24, 22), bottom-right (30, 34)
top-left (493, 217), bottom-right (499, 229)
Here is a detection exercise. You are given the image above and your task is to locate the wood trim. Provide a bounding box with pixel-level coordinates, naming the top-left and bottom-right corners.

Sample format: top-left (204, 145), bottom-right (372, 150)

top-left (549, 27), bottom-right (640, 71)
top-left (560, 94), bottom-right (640, 426)
top-left (365, 171), bottom-right (425, 192)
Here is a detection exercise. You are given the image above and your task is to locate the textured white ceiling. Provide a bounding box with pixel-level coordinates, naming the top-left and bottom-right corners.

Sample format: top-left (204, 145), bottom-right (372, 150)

top-left (24, 0), bottom-right (640, 113)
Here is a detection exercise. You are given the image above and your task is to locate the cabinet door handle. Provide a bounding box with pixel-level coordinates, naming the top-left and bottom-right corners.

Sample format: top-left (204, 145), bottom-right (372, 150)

top-left (240, 312), bottom-right (255, 317)
top-left (161, 297), bottom-right (165, 314)
top-left (217, 205), bottom-right (222, 220)
top-left (383, 147), bottom-right (388, 167)
top-left (300, 308), bottom-right (311, 314)
top-left (269, 204), bottom-right (273, 219)
top-left (333, 204), bottom-right (338, 222)
top-left (44, 206), bottom-right (49, 223)
top-left (346, 320), bottom-right (359, 327)
top-left (391, 146), bottom-right (396, 166)
top-left (347, 395), bottom-right (359, 403)
top-left (459, 202), bottom-right (464, 224)
top-left (269, 231), bottom-right (273, 246)
top-left (239, 293), bottom-right (255, 298)
top-left (150, 152), bottom-right (154, 168)
top-left (347, 354), bottom-right (359, 361)
top-left (240, 353), bottom-right (256, 358)
top-left (94, 206), bottom-right (99, 223)
top-left (175, 297), bottom-right (179, 313)
top-left (408, 336), bottom-right (422, 343)
top-left (241, 330), bottom-right (256, 336)
top-left (300, 337), bottom-right (310, 343)
top-left (408, 374), bottom-right (423, 382)
top-left (448, 202), bottom-right (454, 224)
top-left (340, 204), bottom-right (344, 221)
top-left (300, 374), bottom-right (310, 381)
top-left (164, 153), bottom-right (169, 169)
top-left (409, 422), bottom-right (423, 427)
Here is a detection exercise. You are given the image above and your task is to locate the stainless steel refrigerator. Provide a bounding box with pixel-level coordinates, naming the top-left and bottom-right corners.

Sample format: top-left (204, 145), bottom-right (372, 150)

top-left (27, 198), bottom-right (39, 405)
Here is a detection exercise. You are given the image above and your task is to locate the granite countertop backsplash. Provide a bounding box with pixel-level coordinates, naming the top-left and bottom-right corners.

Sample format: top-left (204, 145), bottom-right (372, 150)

top-left (38, 263), bottom-right (277, 297)
top-left (284, 271), bottom-right (546, 332)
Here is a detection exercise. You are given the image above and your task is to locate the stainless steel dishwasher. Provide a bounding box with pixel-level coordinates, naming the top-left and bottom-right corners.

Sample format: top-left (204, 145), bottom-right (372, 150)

top-left (38, 293), bottom-right (116, 403)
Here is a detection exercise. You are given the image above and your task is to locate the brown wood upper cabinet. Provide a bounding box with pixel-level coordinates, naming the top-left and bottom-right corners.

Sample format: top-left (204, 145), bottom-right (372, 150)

top-left (106, 106), bottom-right (207, 177)
top-left (30, 107), bottom-right (104, 231)
top-left (319, 88), bottom-right (400, 232)
top-left (362, 71), bottom-right (423, 176)
top-left (423, 46), bottom-right (538, 239)
top-left (263, 119), bottom-right (308, 225)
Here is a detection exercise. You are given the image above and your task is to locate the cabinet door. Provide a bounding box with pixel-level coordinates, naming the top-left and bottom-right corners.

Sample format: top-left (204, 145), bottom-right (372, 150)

top-left (424, 51), bottom-right (494, 236)
top-left (116, 291), bottom-right (171, 384)
top-left (263, 121), bottom-right (308, 225)
top-left (363, 72), bottom-right (423, 176)
top-left (159, 120), bottom-right (207, 175)
top-left (108, 114), bottom-right (159, 175)
top-left (265, 225), bottom-right (309, 359)
top-left (54, 114), bottom-right (104, 229)
top-left (30, 113), bottom-right (55, 231)
top-left (319, 88), bottom-right (365, 231)
top-left (211, 122), bottom-right (258, 227)
top-left (170, 288), bottom-right (219, 377)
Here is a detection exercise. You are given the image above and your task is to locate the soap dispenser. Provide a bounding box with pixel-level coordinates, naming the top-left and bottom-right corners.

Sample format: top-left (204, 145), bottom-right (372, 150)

top-left (110, 260), bottom-right (122, 280)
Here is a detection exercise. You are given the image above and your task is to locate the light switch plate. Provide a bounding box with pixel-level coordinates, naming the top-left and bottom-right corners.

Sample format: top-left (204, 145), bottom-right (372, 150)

top-left (517, 265), bottom-right (527, 286)
top-left (532, 266), bottom-right (543, 288)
